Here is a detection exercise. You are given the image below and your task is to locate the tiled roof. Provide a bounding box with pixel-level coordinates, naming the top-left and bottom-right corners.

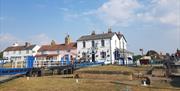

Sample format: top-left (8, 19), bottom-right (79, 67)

top-left (117, 34), bottom-right (123, 39)
top-left (4, 45), bottom-right (36, 51)
top-left (38, 42), bottom-right (77, 52)
top-left (117, 33), bottom-right (127, 42)
top-left (119, 49), bottom-right (134, 54)
top-left (35, 54), bottom-right (59, 57)
top-left (77, 32), bottom-right (115, 41)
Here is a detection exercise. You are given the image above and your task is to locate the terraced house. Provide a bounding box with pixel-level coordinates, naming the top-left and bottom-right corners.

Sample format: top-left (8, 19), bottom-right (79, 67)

top-left (3, 42), bottom-right (40, 67)
top-left (77, 28), bottom-right (133, 64)
top-left (34, 35), bottom-right (77, 67)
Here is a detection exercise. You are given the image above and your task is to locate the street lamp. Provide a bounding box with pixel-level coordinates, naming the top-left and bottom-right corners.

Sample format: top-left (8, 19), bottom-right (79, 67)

top-left (139, 48), bottom-right (144, 56)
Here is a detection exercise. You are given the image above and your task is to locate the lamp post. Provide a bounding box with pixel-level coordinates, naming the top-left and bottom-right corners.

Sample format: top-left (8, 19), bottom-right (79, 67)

top-left (122, 41), bottom-right (127, 66)
top-left (139, 48), bottom-right (144, 56)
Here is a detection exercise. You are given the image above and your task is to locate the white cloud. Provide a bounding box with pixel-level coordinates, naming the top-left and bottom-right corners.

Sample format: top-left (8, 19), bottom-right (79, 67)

top-left (0, 33), bottom-right (52, 51)
top-left (58, 7), bottom-right (69, 12)
top-left (139, 0), bottom-right (180, 27)
top-left (0, 34), bottom-right (19, 42)
top-left (159, 13), bottom-right (179, 26)
top-left (94, 0), bottom-right (180, 27)
top-left (96, 0), bottom-right (140, 26)
top-left (156, 0), bottom-right (180, 27)
top-left (28, 33), bottom-right (51, 45)
top-left (0, 34), bottom-right (24, 51)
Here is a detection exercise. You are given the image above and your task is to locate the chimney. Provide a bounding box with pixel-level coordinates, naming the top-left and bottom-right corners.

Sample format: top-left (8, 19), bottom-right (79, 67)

top-left (65, 35), bottom-right (71, 45)
top-left (51, 40), bottom-right (56, 46)
top-left (25, 42), bottom-right (31, 47)
top-left (91, 31), bottom-right (96, 35)
top-left (12, 42), bottom-right (19, 47)
top-left (118, 31), bottom-right (121, 35)
top-left (108, 27), bottom-right (112, 33)
top-left (117, 31), bottom-right (122, 36)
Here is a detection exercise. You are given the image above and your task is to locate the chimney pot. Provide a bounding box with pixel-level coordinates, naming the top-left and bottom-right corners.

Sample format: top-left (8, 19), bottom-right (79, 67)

top-left (91, 31), bottom-right (96, 35)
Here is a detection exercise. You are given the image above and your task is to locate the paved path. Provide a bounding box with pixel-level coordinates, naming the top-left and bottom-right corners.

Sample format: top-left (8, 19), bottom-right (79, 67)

top-left (0, 75), bottom-right (15, 83)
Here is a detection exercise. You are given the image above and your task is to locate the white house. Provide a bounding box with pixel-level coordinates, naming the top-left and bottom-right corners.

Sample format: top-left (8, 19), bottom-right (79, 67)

top-left (3, 42), bottom-right (40, 67)
top-left (35, 35), bottom-right (77, 67)
top-left (77, 28), bottom-right (133, 64)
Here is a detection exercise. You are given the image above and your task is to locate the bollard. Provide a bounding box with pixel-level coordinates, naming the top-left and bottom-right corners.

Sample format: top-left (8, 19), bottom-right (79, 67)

top-left (27, 77), bottom-right (30, 80)
top-left (76, 79), bottom-right (79, 83)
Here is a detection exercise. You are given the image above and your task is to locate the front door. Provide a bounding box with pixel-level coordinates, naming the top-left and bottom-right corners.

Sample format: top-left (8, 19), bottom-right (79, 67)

top-left (92, 51), bottom-right (95, 62)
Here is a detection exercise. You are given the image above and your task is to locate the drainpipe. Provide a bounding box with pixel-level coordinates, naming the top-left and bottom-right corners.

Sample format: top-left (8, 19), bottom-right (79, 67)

top-left (110, 39), bottom-right (112, 64)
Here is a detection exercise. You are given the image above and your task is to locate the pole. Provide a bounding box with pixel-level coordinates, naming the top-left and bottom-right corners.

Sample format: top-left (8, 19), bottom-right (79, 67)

top-left (122, 41), bottom-right (126, 66)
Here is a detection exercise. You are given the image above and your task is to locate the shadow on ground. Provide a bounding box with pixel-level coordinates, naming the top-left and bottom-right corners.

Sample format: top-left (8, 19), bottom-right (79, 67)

top-left (170, 77), bottom-right (180, 87)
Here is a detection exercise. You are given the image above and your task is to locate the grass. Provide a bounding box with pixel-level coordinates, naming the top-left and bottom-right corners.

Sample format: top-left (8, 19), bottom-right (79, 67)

top-left (0, 76), bottom-right (179, 91)
top-left (76, 65), bottom-right (135, 72)
top-left (0, 65), bottom-right (180, 91)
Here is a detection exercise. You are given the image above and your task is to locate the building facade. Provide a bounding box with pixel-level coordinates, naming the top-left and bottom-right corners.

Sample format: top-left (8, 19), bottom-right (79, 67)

top-left (3, 42), bottom-right (40, 67)
top-left (77, 28), bottom-right (133, 64)
top-left (35, 35), bottom-right (77, 67)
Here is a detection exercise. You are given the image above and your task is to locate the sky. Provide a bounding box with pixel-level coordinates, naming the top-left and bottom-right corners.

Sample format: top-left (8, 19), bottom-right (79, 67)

top-left (0, 0), bottom-right (180, 54)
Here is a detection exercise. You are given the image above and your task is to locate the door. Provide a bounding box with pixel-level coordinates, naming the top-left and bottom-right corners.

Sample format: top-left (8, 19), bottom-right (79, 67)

top-left (92, 51), bottom-right (95, 62)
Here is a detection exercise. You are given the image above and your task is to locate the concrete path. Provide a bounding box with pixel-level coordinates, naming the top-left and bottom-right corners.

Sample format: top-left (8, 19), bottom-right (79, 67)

top-left (0, 75), bottom-right (16, 83)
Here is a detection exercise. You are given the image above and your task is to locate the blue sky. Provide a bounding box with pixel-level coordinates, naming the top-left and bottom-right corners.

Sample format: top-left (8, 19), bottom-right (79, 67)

top-left (0, 0), bottom-right (180, 54)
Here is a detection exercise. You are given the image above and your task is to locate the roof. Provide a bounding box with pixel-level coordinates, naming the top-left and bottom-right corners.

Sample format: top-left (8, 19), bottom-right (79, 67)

top-left (3, 45), bottom-right (36, 51)
top-left (77, 32), bottom-right (116, 41)
top-left (35, 54), bottom-right (59, 57)
top-left (117, 33), bottom-right (127, 42)
top-left (119, 49), bottom-right (134, 54)
top-left (38, 42), bottom-right (77, 52)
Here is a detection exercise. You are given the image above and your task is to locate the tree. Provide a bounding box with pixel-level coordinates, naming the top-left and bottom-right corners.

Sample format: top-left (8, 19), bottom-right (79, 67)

top-left (133, 55), bottom-right (142, 62)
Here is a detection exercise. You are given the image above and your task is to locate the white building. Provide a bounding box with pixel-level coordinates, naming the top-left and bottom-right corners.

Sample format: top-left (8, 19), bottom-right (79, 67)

top-left (3, 42), bottom-right (40, 67)
top-left (77, 28), bottom-right (133, 64)
top-left (35, 35), bottom-right (77, 67)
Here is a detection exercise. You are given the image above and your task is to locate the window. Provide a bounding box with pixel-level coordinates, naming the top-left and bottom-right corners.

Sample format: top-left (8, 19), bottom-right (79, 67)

top-left (101, 40), bottom-right (105, 47)
top-left (41, 51), bottom-right (44, 54)
top-left (26, 50), bottom-right (29, 54)
top-left (101, 52), bottom-right (106, 58)
top-left (32, 51), bottom-right (35, 53)
top-left (67, 50), bottom-right (71, 52)
top-left (82, 52), bottom-right (87, 60)
top-left (82, 52), bottom-right (86, 57)
top-left (92, 40), bottom-right (95, 47)
top-left (7, 51), bottom-right (9, 55)
top-left (57, 50), bottom-right (60, 54)
top-left (83, 41), bottom-right (86, 48)
top-left (53, 56), bottom-right (57, 60)
top-left (114, 50), bottom-right (120, 60)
